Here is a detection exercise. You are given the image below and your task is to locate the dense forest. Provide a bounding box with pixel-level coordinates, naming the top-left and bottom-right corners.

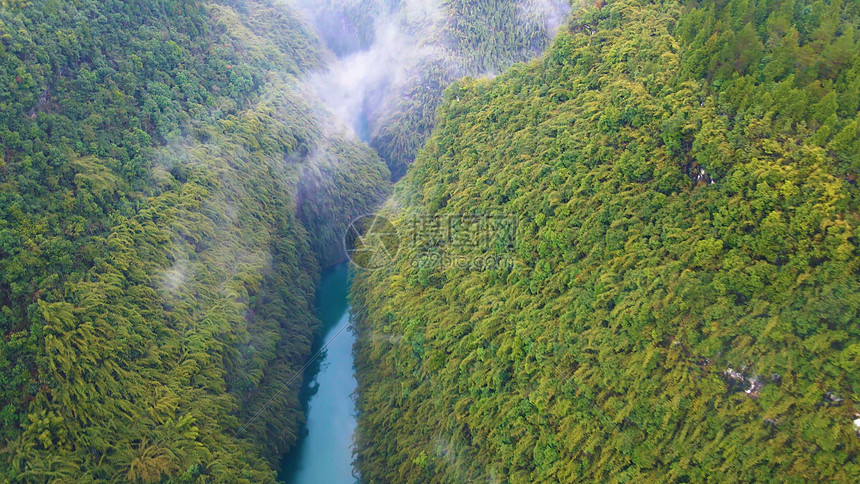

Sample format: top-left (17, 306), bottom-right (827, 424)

top-left (0, 0), bottom-right (388, 482)
top-left (3, 0), bottom-right (859, 482)
top-left (352, 0), bottom-right (860, 482)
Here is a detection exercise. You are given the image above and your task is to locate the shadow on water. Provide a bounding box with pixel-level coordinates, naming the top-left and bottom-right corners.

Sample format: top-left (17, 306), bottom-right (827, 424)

top-left (278, 263), bottom-right (358, 483)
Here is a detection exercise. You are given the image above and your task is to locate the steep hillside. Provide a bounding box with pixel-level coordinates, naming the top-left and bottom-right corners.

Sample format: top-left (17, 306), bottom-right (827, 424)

top-left (0, 0), bottom-right (388, 482)
top-left (352, 0), bottom-right (860, 482)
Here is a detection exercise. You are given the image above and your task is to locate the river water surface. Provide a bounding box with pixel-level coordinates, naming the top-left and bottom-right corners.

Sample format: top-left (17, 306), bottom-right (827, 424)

top-left (279, 263), bottom-right (358, 483)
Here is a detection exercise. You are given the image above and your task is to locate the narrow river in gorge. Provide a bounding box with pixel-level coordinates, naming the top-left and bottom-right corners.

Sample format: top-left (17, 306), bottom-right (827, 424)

top-left (279, 263), bottom-right (358, 483)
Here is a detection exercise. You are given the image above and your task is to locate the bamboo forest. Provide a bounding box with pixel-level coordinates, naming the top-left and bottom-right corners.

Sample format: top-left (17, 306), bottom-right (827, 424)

top-left (0, 0), bottom-right (858, 483)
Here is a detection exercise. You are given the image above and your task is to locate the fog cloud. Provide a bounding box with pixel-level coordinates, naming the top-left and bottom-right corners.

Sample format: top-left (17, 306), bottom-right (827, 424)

top-left (519, 0), bottom-right (572, 35)
top-left (289, 0), bottom-right (446, 140)
top-left (288, 0), bottom-right (570, 141)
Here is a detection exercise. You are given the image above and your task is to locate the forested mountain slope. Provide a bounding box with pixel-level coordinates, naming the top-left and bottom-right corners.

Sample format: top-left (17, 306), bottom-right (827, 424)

top-left (0, 0), bottom-right (388, 482)
top-left (352, 0), bottom-right (860, 482)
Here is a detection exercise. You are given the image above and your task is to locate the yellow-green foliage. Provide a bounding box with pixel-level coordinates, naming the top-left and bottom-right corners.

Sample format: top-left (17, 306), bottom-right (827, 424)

top-left (0, 0), bottom-right (388, 482)
top-left (352, 0), bottom-right (860, 482)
